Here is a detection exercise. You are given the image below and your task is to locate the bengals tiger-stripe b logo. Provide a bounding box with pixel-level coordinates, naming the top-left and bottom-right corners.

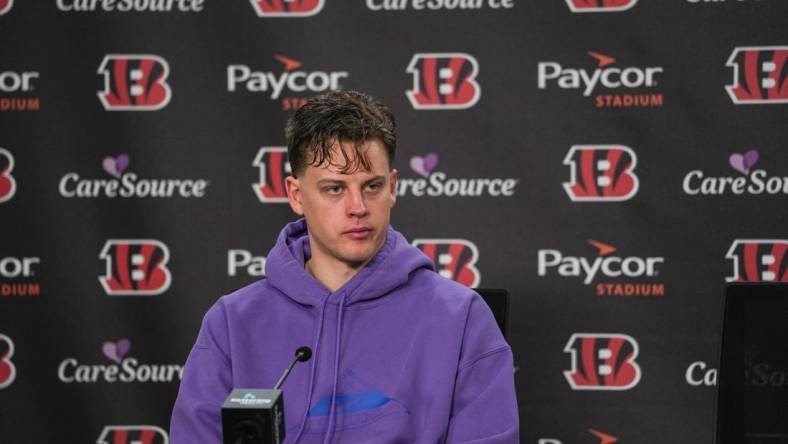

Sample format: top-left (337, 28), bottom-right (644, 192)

top-left (0, 0), bottom-right (13, 16)
top-left (564, 333), bottom-right (641, 391)
top-left (406, 53), bottom-right (481, 110)
top-left (97, 54), bottom-right (172, 111)
top-left (725, 46), bottom-right (788, 104)
top-left (413, 239), bottom-right (481, 287)
top-left (0, 148), bottom-right (16, 204)
top-left (97, 426), bottom-right (168, 444)
top-left (252, 147), bottom-right (290, 203)
top-left (563, 145), bottom-right (639, 202)
top-left (0, 334), bottom-right (16, 390)
top-left (565, 0), bottom-right (638, 13)
top-left (99, 240), bottom-right (172, 296)
top-left (726, 239), bottom-right (788, 282)
top-left (249, 0), bottom-right (324, 17)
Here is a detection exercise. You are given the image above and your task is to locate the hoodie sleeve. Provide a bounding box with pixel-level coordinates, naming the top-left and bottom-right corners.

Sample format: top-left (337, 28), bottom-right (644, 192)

top-left (445, 295), bottom-right (519, 443)
top-left (170, 301), bottom-right (233, 444)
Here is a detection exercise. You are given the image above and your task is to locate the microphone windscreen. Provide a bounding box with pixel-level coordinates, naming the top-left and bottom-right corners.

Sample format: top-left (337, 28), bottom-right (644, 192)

top-left (295, 346), bottom-right (312, 362)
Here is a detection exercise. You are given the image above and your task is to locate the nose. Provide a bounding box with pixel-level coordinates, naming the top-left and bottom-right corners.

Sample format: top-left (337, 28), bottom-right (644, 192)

top-left (346, 188), bottom-right (368, 218)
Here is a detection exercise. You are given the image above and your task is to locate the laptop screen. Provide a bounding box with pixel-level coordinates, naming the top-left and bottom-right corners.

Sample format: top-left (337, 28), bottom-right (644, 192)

top-left (717, 284), bottom-right (788, 444)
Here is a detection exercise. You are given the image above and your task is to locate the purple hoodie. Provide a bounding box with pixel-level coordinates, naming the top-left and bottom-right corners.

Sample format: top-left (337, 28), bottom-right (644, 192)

top-left (170, 219), bottom-right (519, 443)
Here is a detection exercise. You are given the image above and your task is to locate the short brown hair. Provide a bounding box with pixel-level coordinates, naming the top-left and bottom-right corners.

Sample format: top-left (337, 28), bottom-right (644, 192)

top-left (285, 90), bottom-right (396, 177)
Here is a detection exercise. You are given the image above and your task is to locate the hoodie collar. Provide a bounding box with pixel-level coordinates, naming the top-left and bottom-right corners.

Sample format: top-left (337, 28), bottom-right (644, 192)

top-left (265, 218), bottom-right (433, 308)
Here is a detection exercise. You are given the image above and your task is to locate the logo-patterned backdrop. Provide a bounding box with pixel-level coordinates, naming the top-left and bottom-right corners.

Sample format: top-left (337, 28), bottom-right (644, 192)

top-left (1, 1), bottom-right (787, 443)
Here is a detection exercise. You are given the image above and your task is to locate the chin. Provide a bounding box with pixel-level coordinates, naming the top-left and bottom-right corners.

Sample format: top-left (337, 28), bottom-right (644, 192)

top-left (339, 249), bottom-right (375, 266)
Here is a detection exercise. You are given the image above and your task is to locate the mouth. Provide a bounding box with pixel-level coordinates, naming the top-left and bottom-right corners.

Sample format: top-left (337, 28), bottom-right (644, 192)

top-left (343, 227), bottom-right (373, 240)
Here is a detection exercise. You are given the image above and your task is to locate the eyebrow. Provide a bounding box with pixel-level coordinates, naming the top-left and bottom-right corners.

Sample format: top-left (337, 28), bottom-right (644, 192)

top-left (316, 175), bottom-right (386, 186)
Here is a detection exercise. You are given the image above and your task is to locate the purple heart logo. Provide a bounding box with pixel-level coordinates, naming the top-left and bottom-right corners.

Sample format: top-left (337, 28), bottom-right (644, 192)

top-left (102, 154), bottom-right (130, 178)
top-left (102, 338), bottom-right (131, 364)
top-left (409, 153), bottom-right (439, 178)
top-left (729, 150), bottom-right (759, 175)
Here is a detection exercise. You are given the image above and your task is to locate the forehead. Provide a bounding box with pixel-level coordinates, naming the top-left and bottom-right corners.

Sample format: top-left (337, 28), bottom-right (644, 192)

top-left (304, 139), bottom-right (390, 179)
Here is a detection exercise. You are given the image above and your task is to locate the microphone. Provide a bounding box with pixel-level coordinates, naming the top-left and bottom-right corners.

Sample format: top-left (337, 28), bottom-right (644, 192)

top-left (222, 346), bottom-right (313, 444)
top-left (274, 346), bottom-right (312, 390)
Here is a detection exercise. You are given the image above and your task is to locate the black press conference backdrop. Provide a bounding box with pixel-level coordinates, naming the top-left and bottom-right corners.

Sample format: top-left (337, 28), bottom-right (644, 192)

top-left (1, 1), bottom-right (787, 443)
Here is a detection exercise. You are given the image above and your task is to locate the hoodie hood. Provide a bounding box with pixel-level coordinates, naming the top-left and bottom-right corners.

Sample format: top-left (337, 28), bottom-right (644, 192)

top-left (266, 218), bottom-right (434, 306)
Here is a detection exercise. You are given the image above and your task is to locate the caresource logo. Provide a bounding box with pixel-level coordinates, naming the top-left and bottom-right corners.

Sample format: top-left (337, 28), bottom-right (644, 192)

top-left (538, 51), bottom-right (663, 108)
top-left (683, 149), bottom-right (787, 196)
top-left (58, 0), bottom-right (203, 12)
top-left (59, 153), bottom-right (209, 198)
top-left (413, 239), bottom-right (480, 287)
top-left (228, 54), bottom-right (348, 110)
top-left (367, 0), bottom-right (514, 11)
top-left (563, 145), bottom-right (638, 201)
top-left (685, 361), bottom-right (717, 387)
top-left (99, 240), bottom-right (172, 295)
top-left (398, 152), bottom-right (518, 197)
top-left (538, 240), bottom-right (664, 298)
top-left (249, 0), bottom-right (324, 17)
top-left (726, 239), bottom-right (787, 282)
top-left (0, 334), bottom-right (16, 389)
top-left (97, 426), bottom-right (168, 444)
top-left (565, 0), bottom-right (637, 12)
top-left (686, 360), bottom-right (788, 389)
top-left (564, 333), bottom-right (641, 390)
top-left (0, 0), bottom-right (12, 15)
top-left (98, 54), bottom-right (171, 111)
top-left (58, 339), bottom-right (183, 383)
top-left (252, 147), bottom-right (290, 203)
top-left (0, 148), bottom-right (16, 203)
top-left (406, 53), bottom-right (481, 110)
top-left (726, 46), bottom-right (788, 104)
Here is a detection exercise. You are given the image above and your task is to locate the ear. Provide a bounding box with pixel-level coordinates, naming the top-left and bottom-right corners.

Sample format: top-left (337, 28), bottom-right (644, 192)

top-left (286, 176), bottom-right (304, 216)
top-left (388, 169), bottom-right (398, 207)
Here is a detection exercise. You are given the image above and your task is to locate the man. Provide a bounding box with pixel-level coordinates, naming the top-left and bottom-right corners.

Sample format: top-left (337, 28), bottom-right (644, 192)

top-left (170, 91), bottom-right (519, 443)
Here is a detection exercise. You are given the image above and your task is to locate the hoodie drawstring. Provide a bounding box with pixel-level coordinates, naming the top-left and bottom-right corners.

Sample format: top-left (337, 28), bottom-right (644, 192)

top-left (292, 297), bottom-right (330, 443)
top-left (322, 292), bottom-right (346, 444)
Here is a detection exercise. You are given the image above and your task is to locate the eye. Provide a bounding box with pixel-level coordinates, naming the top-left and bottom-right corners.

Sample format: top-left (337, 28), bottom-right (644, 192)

top-left (365, 182), bottom-right (383, 192)
top-left (325, 185), bottom-right (342, 194)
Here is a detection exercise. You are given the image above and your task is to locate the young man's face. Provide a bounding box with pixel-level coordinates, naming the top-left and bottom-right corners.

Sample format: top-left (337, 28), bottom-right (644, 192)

top-left (285, 139), bottom-right (398, 269)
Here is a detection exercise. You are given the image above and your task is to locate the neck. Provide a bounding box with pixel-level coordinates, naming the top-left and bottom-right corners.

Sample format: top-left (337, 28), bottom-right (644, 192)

top-left (305, 253), bottom-right (365, 293)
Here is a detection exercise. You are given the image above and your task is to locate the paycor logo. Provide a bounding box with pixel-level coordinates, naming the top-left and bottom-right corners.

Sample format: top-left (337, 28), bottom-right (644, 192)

top-left (538, 51), bottom-right (663, 108)
top-left (538, 240), bottom-right (664, 297)
top-left (1, 70), bottom-right (40, 111)
top-left (228, 250), bottom-right (266, 277)
top-left (228, 55), bottom-right (348, 110)
top-left (1, 256), bottom-right (41, 297)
